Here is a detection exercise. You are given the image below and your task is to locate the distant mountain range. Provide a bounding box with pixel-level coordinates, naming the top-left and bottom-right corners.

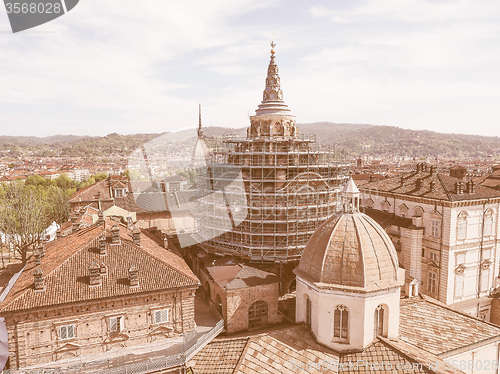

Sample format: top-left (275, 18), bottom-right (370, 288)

top-left (1, 123), bottom-right (499, 159)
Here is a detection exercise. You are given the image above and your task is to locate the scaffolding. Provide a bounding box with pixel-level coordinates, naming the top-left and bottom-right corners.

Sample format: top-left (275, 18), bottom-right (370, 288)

top-left (196, 132), bottom-right (349, 263)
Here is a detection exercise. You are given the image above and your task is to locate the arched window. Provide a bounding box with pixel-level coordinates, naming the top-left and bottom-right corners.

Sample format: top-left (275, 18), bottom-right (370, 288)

top-left (483, 209), bottom-right (494, 237)
top-left (374, 305), bottom-right (386, 338)
top-left (413, 206), bottom-right (424, 218)
top-left (457, 212), bottom-right (468, 240)
top-left (399, 204), bottom-right (408, 218)
top-left (333, 305), bottom-right (348, 342)
top-left (305, 296), bottom-right (312, 327)
top-left (364, 198), bottom-right (374, 209)
top-left (248, 301), bottom-right (268, 329)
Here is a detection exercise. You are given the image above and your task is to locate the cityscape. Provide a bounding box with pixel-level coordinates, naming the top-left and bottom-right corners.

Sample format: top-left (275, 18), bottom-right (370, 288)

top-left (3, 1), bottom-right (500, 373)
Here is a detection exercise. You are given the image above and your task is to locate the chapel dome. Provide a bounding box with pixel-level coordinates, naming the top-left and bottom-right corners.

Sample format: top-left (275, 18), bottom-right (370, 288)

top-left (295, 211), bottom-right (401, 290)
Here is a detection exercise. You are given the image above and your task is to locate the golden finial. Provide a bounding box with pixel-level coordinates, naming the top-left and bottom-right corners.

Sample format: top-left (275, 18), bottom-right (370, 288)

top-left (270, 41), bottom-right (276, 55)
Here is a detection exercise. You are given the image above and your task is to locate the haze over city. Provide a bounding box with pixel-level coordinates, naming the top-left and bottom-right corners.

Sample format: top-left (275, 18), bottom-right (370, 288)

top-left (1, 0), bottom-right (500, 137)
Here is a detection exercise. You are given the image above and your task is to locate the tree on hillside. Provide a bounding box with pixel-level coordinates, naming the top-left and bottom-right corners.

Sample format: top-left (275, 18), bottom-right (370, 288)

top-left (0, 182), bottom-right (48, 264)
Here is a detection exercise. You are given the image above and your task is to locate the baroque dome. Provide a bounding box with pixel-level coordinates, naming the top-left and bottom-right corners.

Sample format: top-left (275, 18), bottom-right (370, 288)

top-left (295, 211), bottom-right (402, 291)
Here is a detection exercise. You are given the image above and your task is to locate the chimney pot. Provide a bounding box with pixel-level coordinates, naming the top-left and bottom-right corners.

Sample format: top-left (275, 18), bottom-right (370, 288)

top-left (38, 244), bottom-right (44, 258)
top-left (129, 265), bottom-right (139, 287)
top-left (34, 250), bottom-right (41, 266)
top-left (110, 225), bottom-right (120, 244)
top-left (89, 262), bottom-right (101, 286)
top-left (97, 210), bottom-right (104, 225)
top-left (34, 268), bottom-right (44, 291)
top-left (99, 235), bottom-right (107, 255)
top-left (56, 228), bottom-right (61, 239)
top-left (132, 227), bottom-right (141, 246)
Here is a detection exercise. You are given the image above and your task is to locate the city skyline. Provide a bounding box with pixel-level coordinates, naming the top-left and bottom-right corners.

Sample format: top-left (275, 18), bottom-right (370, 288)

top-left (1, 0), bottom-right (500, 137)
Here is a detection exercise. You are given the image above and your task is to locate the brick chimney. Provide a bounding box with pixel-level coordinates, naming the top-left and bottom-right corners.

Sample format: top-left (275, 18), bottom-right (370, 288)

top-left (97, 210), bottom-right (104, 225)
top-left (132, 227), bottom-right (141, 246)
top-left (455, 181), bottom-right (464, 194)
top-left (56, 228), bottom-right (61, 239)
top-left (70, 213), bottom-right (79, 233)
top-left (34, 249), bottom-right (41, 266)
top-left (99, 235), bottom-right (107, 256)
top-left (129, 265), bottom-right (139, 287)
top-left (89, 262), bottom-right (101, 286)
top-left (469, 180), bottom-right (476, 193)
top-left (38, 244), bottom-right (44, 258)
top-left (430, 165), bottom-right (435, 175)
top-left (415, 178), bottom-right (422, 189)
top-left (110, 225), bottom-right (120, 244)
top-left (34, 268), bottom-right (44, 291)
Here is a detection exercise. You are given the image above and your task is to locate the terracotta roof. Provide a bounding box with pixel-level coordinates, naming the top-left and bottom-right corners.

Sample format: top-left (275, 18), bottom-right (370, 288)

top-left (295, 212), bottom-right (402, 290)
top-left (361, 170), bottom-right (500, 202)
top-left (399, 295), bottom-right (500, 356)
top-left (192, 325), bottom-right (464, 374)
top-left (202, 256), bottom-right (279, 290)
top-left (69, 178), bottom-right (111, 203)
top-left (0, 220), bottom-right (200, 313)
top-left (363, 207), bottom-right (414, 229)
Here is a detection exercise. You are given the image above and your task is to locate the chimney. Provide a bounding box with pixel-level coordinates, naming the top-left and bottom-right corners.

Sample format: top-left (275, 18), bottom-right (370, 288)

top-left (34, 250), bottom-right (41, 266)
top-left (163, 233), bottom-right (169, 249)
top-left (38, 244), bottom-right (45, 258)
top-left (429, 181), bottom-right (435, 191)
top-left (34, 268), bottom-right (44, 291)
top-left (470, 180), bottom-right (476, 193)
top-left (400, 176), bottom-right (404, 185)
top-left (430, 165), bottom-right (435, 175)
top-left (100, 263), bottom-right (107, 275)
top-left (110, 225), bottom-right (120, 244)
top-left (56, 228), bottom-right (61, 239)
top-left (97, 210), bottom-right (104, 225)
top-left (132, 227), bottom-right (141, 246)
top-left (99, 235), bottom-right (107, 256)
top-left (128, 265), bottom-right (139, 287)
top-left (415, 178), bottom-right (422, 189)
top-left (70, 213), bottom-right (79, 233)
top-left (455, 181), bottom-right (464, 194)
top-left (89, 262), bottom-right (101, 286)
top-left (416, 163), bottom-right (421, 172)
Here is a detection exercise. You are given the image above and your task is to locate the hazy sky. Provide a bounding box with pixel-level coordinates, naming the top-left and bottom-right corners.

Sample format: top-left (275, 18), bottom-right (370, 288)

top-left (1, 0), bottom-right (500, 137)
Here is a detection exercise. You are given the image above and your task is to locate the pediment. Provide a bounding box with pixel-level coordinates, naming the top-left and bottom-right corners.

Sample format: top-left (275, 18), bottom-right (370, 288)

top-left (54, 342), bottom-right (80, 353)
top-left (104, 333), bottom-right (130, 344)
top-left (150, 325), bottom-right (174, 335)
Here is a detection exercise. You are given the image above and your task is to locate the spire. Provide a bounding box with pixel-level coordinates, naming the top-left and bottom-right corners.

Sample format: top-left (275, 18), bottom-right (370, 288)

top-left (197, 103), bottom-right (204, 138)
top-left (254, 41), bottom-right (294, 117)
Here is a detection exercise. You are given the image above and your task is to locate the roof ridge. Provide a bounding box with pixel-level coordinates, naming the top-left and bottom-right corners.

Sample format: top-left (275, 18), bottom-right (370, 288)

top-left (436, 173), bottom-right (452, 201)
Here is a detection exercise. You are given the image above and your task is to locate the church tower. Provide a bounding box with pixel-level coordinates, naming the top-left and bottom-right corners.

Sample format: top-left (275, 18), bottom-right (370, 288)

top-left (295, 178), bottom-right (405, 351)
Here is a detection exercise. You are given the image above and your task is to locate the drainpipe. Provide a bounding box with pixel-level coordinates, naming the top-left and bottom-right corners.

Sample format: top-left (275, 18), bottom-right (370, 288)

top-left (478, 199), bottom-right (488, 300)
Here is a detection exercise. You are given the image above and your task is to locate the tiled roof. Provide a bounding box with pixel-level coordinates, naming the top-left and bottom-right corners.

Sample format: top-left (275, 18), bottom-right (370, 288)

top-left (363, 208), bottom-right (414, 229)
top-left (204, 257), bottom-right (279, 290)
top-left (191, 337), bottom-right (249, 374)
top-left (295, 212), bottom-right (402, 290)
top-left (69, 178), bottom-right (112, 203)
top-left (0, 220), bottom-right (200, 313)
top-left (192, 325), bottom-right (464, 374)
top-left (399, 295), bottom-right (500, 355)
top-left (361, 170), bottom-right (500, 201)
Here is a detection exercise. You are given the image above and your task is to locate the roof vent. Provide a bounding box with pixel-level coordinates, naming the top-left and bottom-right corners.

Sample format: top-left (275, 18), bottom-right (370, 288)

top-left (89, 262), bottom-right (101, 286)
top-left (110, 225), bottom-right (120, 244)
top-left (99, 235), bottom-right (107, 256)
top-left (34, 268), bottom-right (45, 291)
top-left (129, 265), bottom-right (139, 287)
top-left (132, 227), bottom-right (141, 246)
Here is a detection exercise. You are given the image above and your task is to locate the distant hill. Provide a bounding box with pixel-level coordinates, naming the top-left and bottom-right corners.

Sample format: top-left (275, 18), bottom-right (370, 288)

top-left (1, 123), bottom-right (499, 159)
top-left (202, 122), bottom-right (500, 159)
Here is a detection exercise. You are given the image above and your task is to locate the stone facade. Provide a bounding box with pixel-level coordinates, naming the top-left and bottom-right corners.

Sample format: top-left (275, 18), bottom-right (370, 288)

top-left (3, 290), bottom-right (195, 368)
top-left (360, 164), bottom-right (500, 319)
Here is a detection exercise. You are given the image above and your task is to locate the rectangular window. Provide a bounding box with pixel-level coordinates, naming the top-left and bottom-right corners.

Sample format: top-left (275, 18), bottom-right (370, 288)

top-left (484, 218), bottom-right (493, 236)
top-left (427, 271), bottom-right (437, 294)
top-left (457, 220), bottom-right (467, 240)
top-left (59, 324), bottom-right (75, 340)
top-left (109, 316), bottom-right (123, 332)
top-left (481, 268), bottom-right (490, 292)
top-left (431, 220), bottom-right (440, 238)
top-left (454, 273), bottom-right (464, 299)
top-left (154, 308), bottom-right (171, 324)
top-left (429, 251), bottom-right (439, 262)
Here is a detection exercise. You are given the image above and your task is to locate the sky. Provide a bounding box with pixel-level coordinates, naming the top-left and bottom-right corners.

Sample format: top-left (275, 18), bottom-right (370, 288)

top-left (1, 0), bottom-right (500, 137)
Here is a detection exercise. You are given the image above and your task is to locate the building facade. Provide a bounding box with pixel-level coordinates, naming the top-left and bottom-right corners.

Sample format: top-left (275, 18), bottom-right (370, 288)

top-left (359, 163), bottom-right (500, 319)
top-left (0, 219), bottom-right (200, 369)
